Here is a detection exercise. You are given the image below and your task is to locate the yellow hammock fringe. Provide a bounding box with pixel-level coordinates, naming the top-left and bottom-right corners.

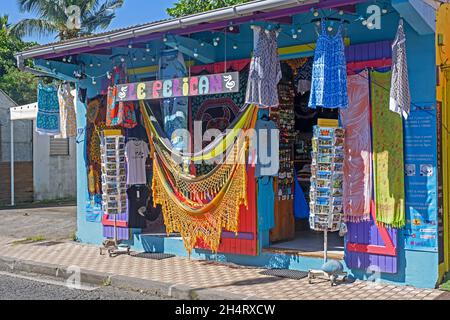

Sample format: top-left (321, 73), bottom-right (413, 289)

top-left (139, 101), bottom-right (258, 254)
top-left (152, 140), bottom-right (248, 254)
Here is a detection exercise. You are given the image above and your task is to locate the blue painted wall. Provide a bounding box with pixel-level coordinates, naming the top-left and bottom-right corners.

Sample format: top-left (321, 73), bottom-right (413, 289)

top-left (36, 1), bottom-right (440, 289)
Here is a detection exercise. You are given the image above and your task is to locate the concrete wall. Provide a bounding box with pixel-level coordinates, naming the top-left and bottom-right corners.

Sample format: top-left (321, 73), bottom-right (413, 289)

top-left (32, 121), bottom-right (77, 201)
top-left (0, 91), bottom-right (33, 163)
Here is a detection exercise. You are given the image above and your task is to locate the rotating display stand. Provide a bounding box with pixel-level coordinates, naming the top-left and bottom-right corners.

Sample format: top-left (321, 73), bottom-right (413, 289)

top-left (99, 130), bottom-right (130, 257)
top-left (307, 125), bottom-right (347, 286)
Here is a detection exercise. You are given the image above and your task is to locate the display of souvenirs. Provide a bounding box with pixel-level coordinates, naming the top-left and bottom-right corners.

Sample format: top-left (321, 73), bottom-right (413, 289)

top-left (309, 126), bottom-right (345, 232)
top-left (100, 133), bottom-right (127, 215)
top-left (270, 81), bottom-right (296, 200)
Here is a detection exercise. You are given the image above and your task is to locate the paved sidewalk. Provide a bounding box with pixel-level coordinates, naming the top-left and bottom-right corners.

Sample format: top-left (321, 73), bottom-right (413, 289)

top-left (0, 236), bottom-right (446, 300)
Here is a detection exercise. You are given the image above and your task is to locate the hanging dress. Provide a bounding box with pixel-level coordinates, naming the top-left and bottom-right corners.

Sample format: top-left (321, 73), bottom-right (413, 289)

top-left (58, 83), bottom-right (77, 138)
top-left (36, 83), bottom-right (60, 135)
top-left (308, 22), bottom-right (348, 109)
top-left (245, 26), bottom-right (282, 108)
top-left (389, 19), bottom-right (411, 119)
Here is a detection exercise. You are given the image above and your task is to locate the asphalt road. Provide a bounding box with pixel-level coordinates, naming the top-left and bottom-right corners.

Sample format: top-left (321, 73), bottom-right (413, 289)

top-left (0, 272), bottom-right (171, 300)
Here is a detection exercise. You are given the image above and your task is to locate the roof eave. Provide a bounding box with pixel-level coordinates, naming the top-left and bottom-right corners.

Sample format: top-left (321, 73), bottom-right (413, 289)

top-left (15, 0), bottom-right (320, 61)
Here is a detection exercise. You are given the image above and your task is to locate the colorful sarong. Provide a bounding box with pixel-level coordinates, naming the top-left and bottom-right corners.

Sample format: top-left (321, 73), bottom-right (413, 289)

top-left (371, 70), bottom-right (406, 228)
top-left (36, 83), bottom-right (60, 135)
top-left (340, 71), bottom-right (372, 222)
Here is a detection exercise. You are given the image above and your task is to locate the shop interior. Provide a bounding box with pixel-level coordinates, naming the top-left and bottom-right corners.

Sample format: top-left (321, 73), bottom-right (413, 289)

top-left (266, 58), bottom-right (344, 257)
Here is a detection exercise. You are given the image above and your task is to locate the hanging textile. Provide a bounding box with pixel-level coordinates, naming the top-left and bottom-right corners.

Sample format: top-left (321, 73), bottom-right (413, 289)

top-left (140, 100), bottom-right (257, 163)
top-left (125, 140), bottom-right (149, 186)
top-left (340, 71), bottom-right (373, 222)
top-left (190, 58), bottom-right (250, 75)
top-left (160, 49), bottom-right (189, 151)
top-left (151, 137), bottom-right (248, 254)
top-left (371, 70), bottom-right (406, 228)
top-left (142, 99), bottom-right (256, 253)
top-left (293, 170), bottom-right (309, 220)
top-left (36, 83), bottom-right (60, 135)
top-left (87, 95), bottom-right (107, 125)
top-left (389, 19), bottom-right (411, 119)
top-left (58, 83), bottom-right (77, 138)
top-left (245, 26), bottom-right (282, 108)
top-left (257, 176), bottom-right (275, 231)
top-left (309, 22), bottom-right (348, 109)
top-left (253, 117), bottom-right (279, 178)
top-left (295, 57), bottom-right (313, 95)
top-left (106, 65), bottom-right (137, 128)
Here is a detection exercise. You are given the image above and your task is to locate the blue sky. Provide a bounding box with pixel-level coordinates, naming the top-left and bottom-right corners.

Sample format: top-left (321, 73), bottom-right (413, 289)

top-left (2, 0), bottom-right (177, 44)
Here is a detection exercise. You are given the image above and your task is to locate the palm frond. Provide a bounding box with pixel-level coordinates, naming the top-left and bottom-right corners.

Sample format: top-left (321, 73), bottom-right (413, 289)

top-left (82, 0), bottom-right (124, 33)
top-left (10, 18), bottom-right (59, 39)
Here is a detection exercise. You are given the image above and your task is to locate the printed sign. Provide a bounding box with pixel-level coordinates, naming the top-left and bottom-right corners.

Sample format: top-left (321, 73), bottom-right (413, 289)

top-left (403, 104), bottom-right (439, 252)
top-left (116, 72), bottom-right (239, 101)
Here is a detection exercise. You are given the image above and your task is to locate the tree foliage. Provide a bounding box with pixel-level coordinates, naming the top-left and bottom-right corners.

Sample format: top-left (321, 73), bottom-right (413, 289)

top-left (0, 16), bottom-right (38, 105)
top-left (11, 0), bottom-right (125, 40)
top-left (0, 66), bottom-right (38, 105)
top-left (167, 0), bottom-right (251, 18)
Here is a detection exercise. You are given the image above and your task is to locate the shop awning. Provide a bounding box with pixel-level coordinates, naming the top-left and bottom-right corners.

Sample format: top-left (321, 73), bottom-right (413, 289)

top-left (10, 103), bottom-right (37, 121)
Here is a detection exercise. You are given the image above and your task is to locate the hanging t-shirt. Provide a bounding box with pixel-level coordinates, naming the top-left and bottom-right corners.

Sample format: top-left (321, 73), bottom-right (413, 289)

top-left (127, 185), bottom-right (149, 229)
top-left (253, 118), bottom-right (279, 178)
top-left (125, 140), bottom-right (149, 185)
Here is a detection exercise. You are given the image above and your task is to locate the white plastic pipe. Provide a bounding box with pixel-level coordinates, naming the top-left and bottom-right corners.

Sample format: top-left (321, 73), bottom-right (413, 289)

top-left (10, 119), bottom-right (15, 206)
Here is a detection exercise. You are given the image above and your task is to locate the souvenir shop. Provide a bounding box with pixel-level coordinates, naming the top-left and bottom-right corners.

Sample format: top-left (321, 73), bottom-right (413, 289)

top-left (17, 0), bottom-right (449, 289)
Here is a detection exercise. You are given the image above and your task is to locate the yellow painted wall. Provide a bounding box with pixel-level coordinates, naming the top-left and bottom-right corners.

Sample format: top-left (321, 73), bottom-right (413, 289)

top-left (436, 4), bottom-right (450, 277)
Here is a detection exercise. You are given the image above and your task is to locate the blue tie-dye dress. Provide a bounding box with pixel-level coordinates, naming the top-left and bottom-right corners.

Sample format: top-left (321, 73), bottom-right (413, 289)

top-left (37, 83), bottom-right (60, 135)
top-left (308, 22), bottom-right (348, 109)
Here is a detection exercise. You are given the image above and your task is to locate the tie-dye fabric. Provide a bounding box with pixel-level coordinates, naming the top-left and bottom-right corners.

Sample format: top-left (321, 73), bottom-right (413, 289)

top-left (309, 22), bottom-right (348, 109)
top-left (371, 70), bottom-right (406, 228)
top-left (36, 83), bottom-right (60, 135)
top-left (340, 71), bottom-right (372, 222)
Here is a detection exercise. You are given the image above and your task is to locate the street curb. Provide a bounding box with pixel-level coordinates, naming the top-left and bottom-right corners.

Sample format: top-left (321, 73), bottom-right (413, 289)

top-left (0, 256), bottom-right (252, 300)
top-left (0, 256), bottom-right (113, 286)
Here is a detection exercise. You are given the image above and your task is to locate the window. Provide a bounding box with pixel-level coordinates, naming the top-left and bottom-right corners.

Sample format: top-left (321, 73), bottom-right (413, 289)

top-left (49, 137), bottom-right (70, 156)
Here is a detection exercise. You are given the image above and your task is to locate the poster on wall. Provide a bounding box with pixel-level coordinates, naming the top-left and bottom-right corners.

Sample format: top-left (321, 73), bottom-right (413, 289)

top-left (403, 103), bottom-right (439, 252)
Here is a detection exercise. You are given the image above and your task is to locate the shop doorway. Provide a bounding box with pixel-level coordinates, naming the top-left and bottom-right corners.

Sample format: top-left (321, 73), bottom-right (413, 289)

top-left (267, 59), bottom-right (345, 258)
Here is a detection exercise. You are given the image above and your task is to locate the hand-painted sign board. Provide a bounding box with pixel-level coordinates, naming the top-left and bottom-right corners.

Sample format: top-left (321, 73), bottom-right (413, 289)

top-left (116, 72), bottom-right (239, 101)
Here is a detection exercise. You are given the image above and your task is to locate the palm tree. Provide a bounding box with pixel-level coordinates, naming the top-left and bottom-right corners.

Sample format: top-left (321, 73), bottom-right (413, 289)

top-left (11, 0), bottom-right (124, 40)
top-left (0, 15), bottom-right (11, 31)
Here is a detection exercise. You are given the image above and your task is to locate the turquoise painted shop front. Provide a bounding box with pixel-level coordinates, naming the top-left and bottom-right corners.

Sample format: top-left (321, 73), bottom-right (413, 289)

top-left (28, 1), bottom-right (443, 289)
